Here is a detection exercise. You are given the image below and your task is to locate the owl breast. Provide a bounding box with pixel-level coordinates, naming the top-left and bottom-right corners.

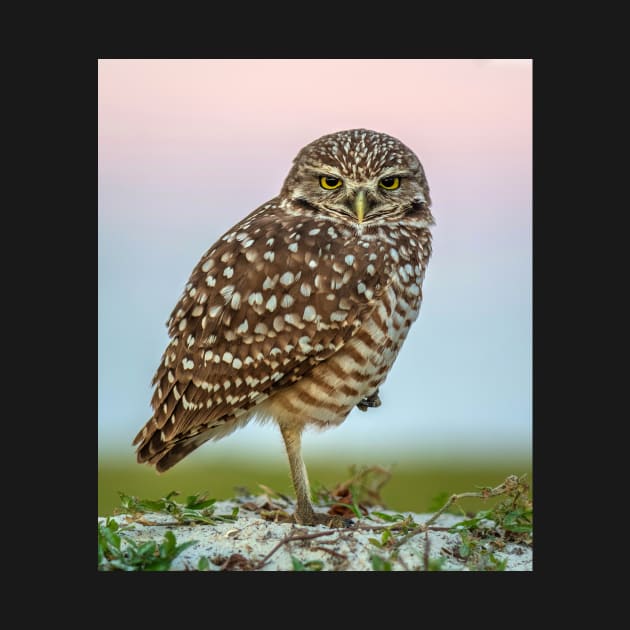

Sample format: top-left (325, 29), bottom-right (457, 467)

top-left (257, 221), bottom-right (430, 430)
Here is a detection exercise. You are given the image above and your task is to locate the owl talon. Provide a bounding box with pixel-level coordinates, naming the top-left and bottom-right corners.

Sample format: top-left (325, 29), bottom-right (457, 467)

top-left (357, 390), bottom-right (382, 412)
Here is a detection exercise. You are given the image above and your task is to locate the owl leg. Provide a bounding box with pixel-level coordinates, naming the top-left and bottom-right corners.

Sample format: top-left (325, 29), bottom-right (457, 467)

top-left (279, 424), bottom-right (346, 528)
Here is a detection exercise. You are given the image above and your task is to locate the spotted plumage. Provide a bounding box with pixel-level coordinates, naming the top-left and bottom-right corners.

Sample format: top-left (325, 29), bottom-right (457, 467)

top-left (134, 128), bottom-right (434, 526)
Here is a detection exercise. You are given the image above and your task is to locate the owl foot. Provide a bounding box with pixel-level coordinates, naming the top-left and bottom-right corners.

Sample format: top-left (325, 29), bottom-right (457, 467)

top-left (293, 507), bottom-right (350, 528)
top-left (357, 390), bottom-right (382, 412)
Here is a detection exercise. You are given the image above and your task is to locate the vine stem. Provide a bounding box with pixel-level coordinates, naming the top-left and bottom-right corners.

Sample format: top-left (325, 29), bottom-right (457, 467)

top-left (394, 474), bottom-right (521, 549)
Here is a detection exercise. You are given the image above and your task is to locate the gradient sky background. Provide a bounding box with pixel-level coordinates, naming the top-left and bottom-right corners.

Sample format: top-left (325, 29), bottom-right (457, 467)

top-left (98, 59), bottom-right (531, 464)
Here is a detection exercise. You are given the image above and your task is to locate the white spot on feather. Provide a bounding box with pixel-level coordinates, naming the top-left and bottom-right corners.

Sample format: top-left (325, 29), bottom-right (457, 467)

top-left (303, 305), bottom-right (316, 322)
top-left (230, 292), bottom-right (242, 310)
top-left (330, 311), bottom-right (348, 322)
top-left (280, 271), bottom-right (294, 286)
top-left (220, 285), bottom-right (235, 301)
top-left (262, 275), bottom-right (277, 290)
top-left (254, 322), bottom-right (268, 335)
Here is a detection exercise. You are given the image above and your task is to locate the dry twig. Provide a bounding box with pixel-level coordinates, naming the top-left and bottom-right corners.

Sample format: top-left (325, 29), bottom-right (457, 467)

top-left (254, 529), bottom-right (337, 570)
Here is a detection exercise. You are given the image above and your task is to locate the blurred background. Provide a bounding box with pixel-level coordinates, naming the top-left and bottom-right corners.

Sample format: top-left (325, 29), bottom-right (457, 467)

top-left (98, 59), bottom-right (532, 516)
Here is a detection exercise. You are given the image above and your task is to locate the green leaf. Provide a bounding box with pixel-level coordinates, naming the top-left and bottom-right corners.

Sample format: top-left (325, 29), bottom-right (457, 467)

top-left (185, 493), bottom-right (216, 510)
top-left (291, 556), bottom-right (306, 571)
top-left (427, 557), bottom-right (446, 571)
top-left (144, 559), bottom-right (173, 572)
top-left (100, 525), bottom-right (122, 551)
top-left (198, 556), bottom-right (210, 571)
top-left (290, 556), bottom-right (323, 571)
top-left (371, 511), bottom-right (406, 522)
top-left (449, 517), bottom-right (483, 532)
top-left (174, 540), bottom-right (196, 556)
top-left (108, 559), bottom-right (137, 571)
top-left (370, 554), bottom-right (392, 571)
top-left (381, 528), bottom-right (392, 545)
top-left (179, 510), bottom-right (217, 525)
top-left (487, 553), bottom-right (508, 571)
top-left (368, 537), bottom-right (382, 548)
top-left (160, 530), bottom-right (176, 556)
top-left (137, 541), bottom-right (157, 556)
top-left (459, 542), bottom-right (471, 558)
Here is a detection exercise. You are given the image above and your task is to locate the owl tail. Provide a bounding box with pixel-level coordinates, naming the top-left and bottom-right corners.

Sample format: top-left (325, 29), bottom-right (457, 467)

top-left (133, 423), bottom-right (210, 472)
top-left (132, 413), bottom-right (246, 472)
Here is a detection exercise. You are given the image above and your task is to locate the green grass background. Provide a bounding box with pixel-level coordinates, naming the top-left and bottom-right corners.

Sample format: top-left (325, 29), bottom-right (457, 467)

top-left (98, 453), bottom-right (532, 517)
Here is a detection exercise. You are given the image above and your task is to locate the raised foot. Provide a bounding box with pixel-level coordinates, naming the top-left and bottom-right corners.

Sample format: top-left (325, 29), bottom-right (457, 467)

top-left (357, 390), bottom-right (381, 412)
top-left (293, 511), bottom-right (350, 528)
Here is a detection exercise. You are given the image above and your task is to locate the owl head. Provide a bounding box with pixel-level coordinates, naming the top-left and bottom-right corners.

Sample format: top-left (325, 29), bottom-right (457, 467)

top-left (280, 128), bottom-right (432, 225)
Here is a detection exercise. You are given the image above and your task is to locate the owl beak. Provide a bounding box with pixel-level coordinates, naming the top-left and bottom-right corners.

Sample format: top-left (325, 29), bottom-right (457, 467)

top-left (353, 189), bottom-right (367, 223)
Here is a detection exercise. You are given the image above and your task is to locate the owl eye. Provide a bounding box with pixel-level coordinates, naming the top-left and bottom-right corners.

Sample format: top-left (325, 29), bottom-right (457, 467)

top-left (320, 176), bottom-right (343, 190)
top-left (379, 176), bottom-right (401, 190)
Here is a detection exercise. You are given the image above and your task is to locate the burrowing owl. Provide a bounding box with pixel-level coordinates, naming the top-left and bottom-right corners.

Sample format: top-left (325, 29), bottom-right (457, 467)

top-left (133, 129), bottom-right (434, 526)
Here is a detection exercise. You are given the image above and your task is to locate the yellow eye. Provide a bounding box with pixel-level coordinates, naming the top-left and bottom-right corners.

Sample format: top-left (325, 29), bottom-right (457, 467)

top-left (320, 175), bottom-right (343, 190)
top-left (379, 176), bottom-right (400, 190)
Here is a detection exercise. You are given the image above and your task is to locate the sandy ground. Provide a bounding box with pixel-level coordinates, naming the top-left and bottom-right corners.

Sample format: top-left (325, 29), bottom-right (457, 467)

top-left (99, 495), bottom-right (532, 571)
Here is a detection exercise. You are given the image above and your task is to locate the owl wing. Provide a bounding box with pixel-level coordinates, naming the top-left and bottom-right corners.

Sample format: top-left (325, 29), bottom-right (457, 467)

top-left (133, 202), bottom-right (391, 470)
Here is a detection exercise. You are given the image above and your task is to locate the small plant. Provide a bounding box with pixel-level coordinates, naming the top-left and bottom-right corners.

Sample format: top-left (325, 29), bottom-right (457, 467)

top-left (440, 474), bottom-right (531, 570)
top-left (426, 556), bottom-right (447, 571)
top-left (370, 554), bottom-right (393, 571)
top-left (311, 465), bottom-right (392, 519)
top-left (116, 490), bottom-right (239, 525)
top-left (197, 556), bottom-right (211, 571)
top-left (291, 556), bottom-right (325, 571)
top-left (98, 517), bottom-right (195, 571)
